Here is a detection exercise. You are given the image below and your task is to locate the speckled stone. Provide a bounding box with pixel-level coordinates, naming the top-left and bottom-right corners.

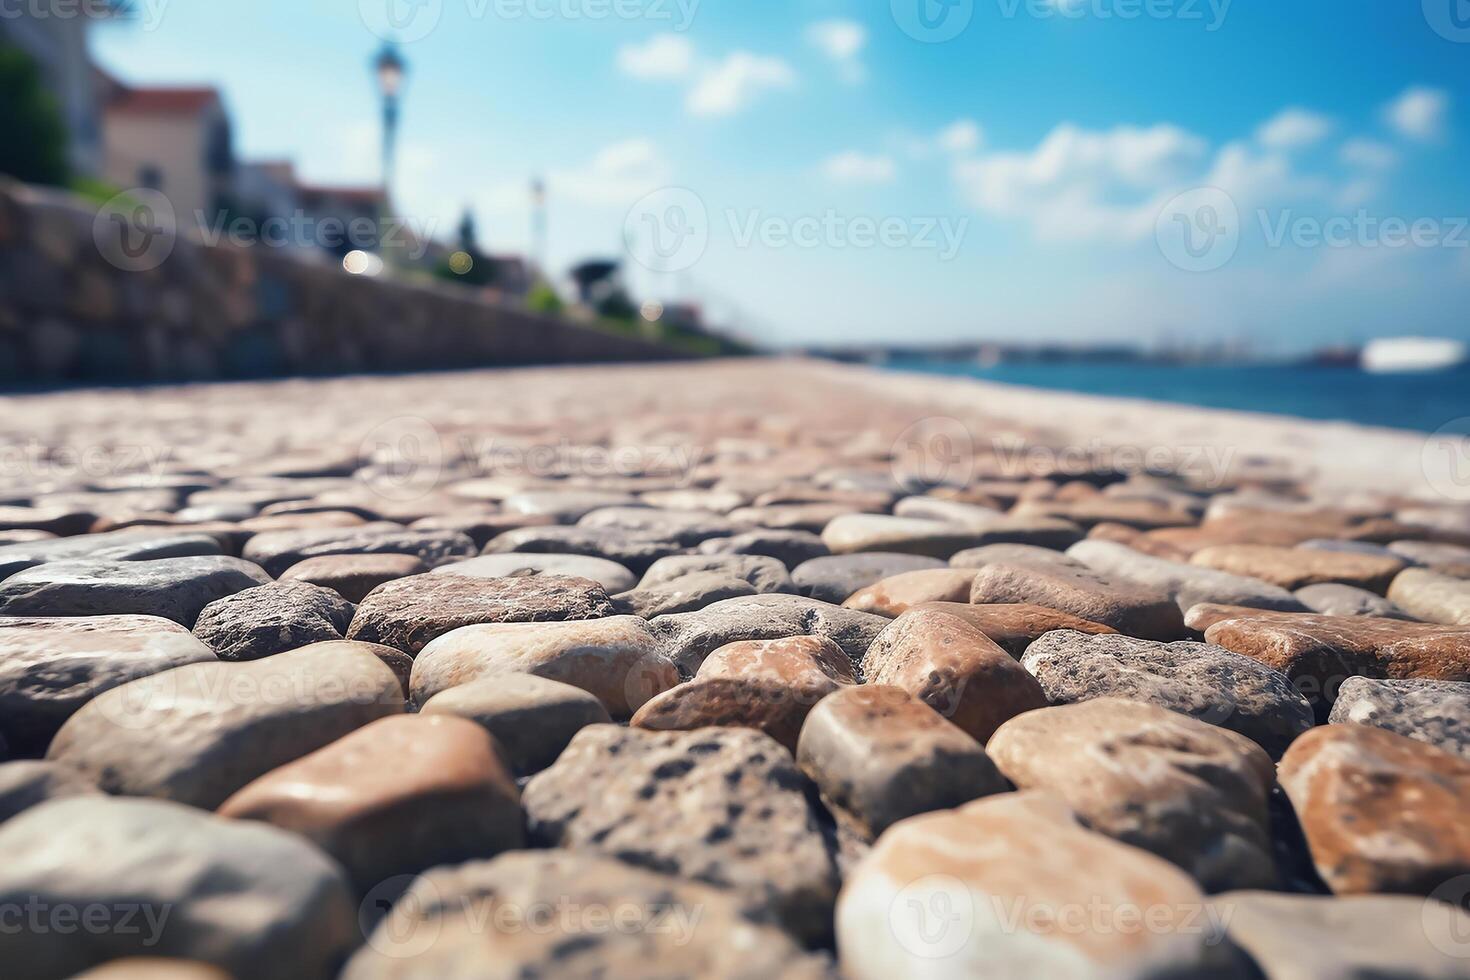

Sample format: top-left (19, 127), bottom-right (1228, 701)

top-left (797, 685), bottom-right (1006, 839)
top-left (431, 552), bottom-right (637, 593)
top-left (192, 581), bottom-right (355, 662)
top-left (989, 698), bottom-right (1277, 890)
top-left (0, 796), bottom-right (356, 979)
top-left (343, 851), bottom-right (831, 979)
top-left (648, 594), bottom-right (888, 675)
top-left (1279, 724), bottom-right (1470, 896)
top-left (523, 725), bottom-right (840, 945)
top-left (0, 556), bottom-right (271, 628)
top-left (346, 573), bottom-right (616, 655)
top-left (420, 673), bottom-right (612, 775)
top-left (411, 616), bottom-right (677, 719)
top-left (863, 607), bottom-right (1048, 743)
top-left (1021, 630), bottom-right (1314, 758)
top-left (1190, 606), bottom-right (1470, 719)
top-left (46, 643), bottom-right (404, 809)
top-left (1328, 676), bottom-right (1470, 759)
top-left (970, 560), bottom-right (1185, 640)
top-left (278, 553), bottom-right (430, 603)
top-left (837, 792), bottom-right (1242, 979)
top-left (905, 601), bottom-right (1116, 657)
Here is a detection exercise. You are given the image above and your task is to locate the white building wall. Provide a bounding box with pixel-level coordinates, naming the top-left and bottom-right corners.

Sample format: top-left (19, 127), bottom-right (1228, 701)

top-left (103, 101), bottom-right (233, 225)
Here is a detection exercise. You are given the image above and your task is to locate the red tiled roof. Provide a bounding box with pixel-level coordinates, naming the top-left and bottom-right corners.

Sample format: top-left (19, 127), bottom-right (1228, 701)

top-left (108, 87), bottom-right (221, 116)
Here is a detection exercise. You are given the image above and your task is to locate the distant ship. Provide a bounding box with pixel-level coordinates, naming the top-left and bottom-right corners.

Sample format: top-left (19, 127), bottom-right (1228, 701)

top-left (1361, 337), bottom-right (1469, 374)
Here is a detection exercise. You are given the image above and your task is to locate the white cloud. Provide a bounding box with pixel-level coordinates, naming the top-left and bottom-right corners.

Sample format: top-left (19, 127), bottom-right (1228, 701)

top-left (1339, 138), bottom-right (1398, 171)
top-left (687, 52), bottom-right (797, 117)
top-left (617, 34), bottom-right (695, 81)
top-left (1202, 140), bottom-right (1325, 203)
top-left (517, 138), bottom-right (671, 208)
top-left (807, 19), bottom-right (867, 83)
top-left (1333, 178), bottom-right (1379, 210)
top-left (890, 120), bottom-right (984, 160)
top-left (942, 86), bottom-right (1446, 247)
top-left (960, 122), bottom-right (1207, 201)
top-left (1385, 87), bottom-right (1450, 141)
top-left (821, 151), bottom-right (896, 184)
top-left (618, 39), bottom-right (798, 118)
top-left (938, 119), bottom-right (983, 154)
top-left (1255, 108), bottom-right (1333, 150)
top-left (946, 114), bottom-right (1378, 245)
top-left (951, 123), bottom-right (1208, 242)
top-left (807, 19), bottom-right (866, 59)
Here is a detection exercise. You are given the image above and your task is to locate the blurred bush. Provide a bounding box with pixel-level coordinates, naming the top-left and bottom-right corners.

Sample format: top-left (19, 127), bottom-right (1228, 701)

top-left (0, 43), bottom-right (70, 186)
top-left (527, 282), bottom-right (564, 316)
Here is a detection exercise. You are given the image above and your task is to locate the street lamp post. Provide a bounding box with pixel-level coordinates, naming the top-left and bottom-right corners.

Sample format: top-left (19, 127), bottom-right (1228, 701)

top-left (530, 177), bottom-right (547, 278)
top-left (373, 43), bottom-right (406, 201)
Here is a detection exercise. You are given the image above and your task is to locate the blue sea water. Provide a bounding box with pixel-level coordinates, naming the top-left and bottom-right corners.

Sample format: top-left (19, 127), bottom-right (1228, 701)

top-left (882, 360), bottom-right (1470, 435)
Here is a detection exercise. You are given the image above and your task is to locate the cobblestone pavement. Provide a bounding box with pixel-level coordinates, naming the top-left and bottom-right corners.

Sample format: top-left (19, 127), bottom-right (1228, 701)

top-left (0, 359), bottom-right (1468, 978)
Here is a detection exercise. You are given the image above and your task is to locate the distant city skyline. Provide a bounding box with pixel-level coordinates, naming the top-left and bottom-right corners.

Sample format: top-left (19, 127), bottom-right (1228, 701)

top-left (92, 0), bottom-right (1470, 350)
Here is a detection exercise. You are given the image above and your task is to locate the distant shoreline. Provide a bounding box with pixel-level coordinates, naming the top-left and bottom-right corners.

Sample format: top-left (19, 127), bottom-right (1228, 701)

top-left (871, 357), bottom-right (1470, 435)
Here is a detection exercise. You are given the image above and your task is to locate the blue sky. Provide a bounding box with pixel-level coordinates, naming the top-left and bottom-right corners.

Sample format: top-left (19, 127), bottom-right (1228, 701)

top-left (94, 0), bottom-right (1470, 351)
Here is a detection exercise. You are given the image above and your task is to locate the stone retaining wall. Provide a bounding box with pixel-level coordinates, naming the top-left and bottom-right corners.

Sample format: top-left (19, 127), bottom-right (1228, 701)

top-left (0, 180), bottom-right (690, 385)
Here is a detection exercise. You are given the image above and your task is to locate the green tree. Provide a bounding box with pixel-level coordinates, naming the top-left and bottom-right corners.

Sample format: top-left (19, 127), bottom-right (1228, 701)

top-left (595, 288), bottom-right (638, 323)
top-left (0, 43), bottom-right (70, 186)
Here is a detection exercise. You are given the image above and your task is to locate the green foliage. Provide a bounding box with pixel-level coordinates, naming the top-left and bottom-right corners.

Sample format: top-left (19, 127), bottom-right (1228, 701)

top-left (68, 176), bottom-right (128, 206)
top-left (0, 43), bottom-right (70, 186)
top-left (526, 282), bottom-right (564, 315)
top-left (593, 311), bottom-right (751, 357)
top-left (434, 255), bottom-right (492, 287)
top-left (593, 288), bottom-right (638, 323)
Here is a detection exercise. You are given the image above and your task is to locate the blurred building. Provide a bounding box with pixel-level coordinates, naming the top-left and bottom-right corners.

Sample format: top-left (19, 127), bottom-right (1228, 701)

top-left (294, 183), bottom-right (389, 260)
top-left (101, 80), bottom-right (234, 221)
top-left (234, 159), bottom-right (300, 223)
top-left (4, 10), bottom-right (533, 289)
top-left (487, 255), bottom-right (533, 297)
top-left (568, 260), bottom-right (623, 306)
top-left (658, 302), bottom-right (712, 336)
top-left (0, 7), bottom-right (110, 175)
